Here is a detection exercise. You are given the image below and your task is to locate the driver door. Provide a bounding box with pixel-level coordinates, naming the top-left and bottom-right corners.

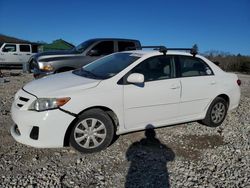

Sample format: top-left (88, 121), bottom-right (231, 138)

top-left (123, 55), bottom-right (181, 130)
top-left (1, 44), bottom-right (19, 64)
top-left (78, 41), bottom-right (115, 68)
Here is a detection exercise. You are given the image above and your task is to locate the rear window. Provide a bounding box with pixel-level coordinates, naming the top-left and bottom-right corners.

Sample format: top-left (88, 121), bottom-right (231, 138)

top-left (179, 56), bottom-right (213, 77)
top-left (32, 45), bottom-right (38, 53)
top-left (118, 41), bottom-right (136, 51)
top-left (20, 45), bottom-right (31, 52)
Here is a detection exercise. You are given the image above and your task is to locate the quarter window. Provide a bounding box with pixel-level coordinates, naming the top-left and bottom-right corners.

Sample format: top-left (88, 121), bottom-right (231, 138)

top-left (2, 44), bottom-right (16, 52)
top-left (179, 56), bottom-right (213, 77)
top-left (32, 45), bottom-right (38, 53)
top-left (90, 41), bottom-right (114, 56)
top-left (131, 56), bottom-right (174, 82)
top-left (20, 45), bottom-right (31, 52)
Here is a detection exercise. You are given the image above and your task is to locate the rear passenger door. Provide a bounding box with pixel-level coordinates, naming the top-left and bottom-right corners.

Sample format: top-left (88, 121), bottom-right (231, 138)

top-left (177, 55), bottom-right (217, 117)
top-left (123, 55), bottom-right (181, 130)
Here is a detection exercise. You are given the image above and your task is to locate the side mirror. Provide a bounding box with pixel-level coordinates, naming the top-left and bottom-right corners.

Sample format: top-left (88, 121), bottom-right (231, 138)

top-left (88, 49), bottom-right (99, 56)
top-left (127, 73), bottom-right (144, 84)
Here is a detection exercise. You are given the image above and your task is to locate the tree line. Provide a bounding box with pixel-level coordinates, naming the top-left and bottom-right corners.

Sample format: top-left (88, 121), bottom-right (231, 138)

top-left (203, 51), bottom-right (250, 73)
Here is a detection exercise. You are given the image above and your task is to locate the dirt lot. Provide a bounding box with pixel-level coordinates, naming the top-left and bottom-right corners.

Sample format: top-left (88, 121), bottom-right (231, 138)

top-left (0, 71), bottom-right (250, 187)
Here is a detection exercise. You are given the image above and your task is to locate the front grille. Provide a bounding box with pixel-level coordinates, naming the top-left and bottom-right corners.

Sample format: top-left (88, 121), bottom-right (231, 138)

top-left (19, 97), bottom-right (29, 102)
top-left (16, 96), bottom-right (30, 109)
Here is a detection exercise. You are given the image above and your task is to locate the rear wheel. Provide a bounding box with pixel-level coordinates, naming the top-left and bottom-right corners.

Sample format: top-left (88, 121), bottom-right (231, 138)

top-left (70, 109), bottom-right (114, 153)
top-left (201, 97), bottom-right (228, 127)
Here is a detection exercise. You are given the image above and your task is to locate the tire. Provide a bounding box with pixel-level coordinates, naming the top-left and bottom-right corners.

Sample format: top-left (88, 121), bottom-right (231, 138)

top-left (70, 109), bottom-right (114, 153)
top-left (28, 59), bottom-right (35, 73)
top-left (201, 97), bottom-right (228, 127)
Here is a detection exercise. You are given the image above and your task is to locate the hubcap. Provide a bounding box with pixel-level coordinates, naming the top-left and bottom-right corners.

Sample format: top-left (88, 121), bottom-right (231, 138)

top-left (74, 118), bottom-right (106, 149)
top-left (211, 102), bottom-right (226, 123)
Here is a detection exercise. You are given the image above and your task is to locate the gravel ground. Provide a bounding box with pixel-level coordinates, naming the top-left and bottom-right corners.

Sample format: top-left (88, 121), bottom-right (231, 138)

top-left (0, 71), bottom-right (249, 187)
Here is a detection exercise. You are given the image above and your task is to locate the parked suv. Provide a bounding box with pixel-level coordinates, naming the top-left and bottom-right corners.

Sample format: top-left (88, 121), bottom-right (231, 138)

top-left (0, 43), bottom-right (38, 69)
top-left (28, 38), bottom-right (141, 78)
top-left (11, 46), bottom-right (241, 153)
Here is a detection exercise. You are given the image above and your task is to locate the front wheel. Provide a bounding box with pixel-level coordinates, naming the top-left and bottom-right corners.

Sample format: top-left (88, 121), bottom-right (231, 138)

top-left (70, 109), bottom-right (114, 153)
top-left (201, 97), bottom-right (228, 127)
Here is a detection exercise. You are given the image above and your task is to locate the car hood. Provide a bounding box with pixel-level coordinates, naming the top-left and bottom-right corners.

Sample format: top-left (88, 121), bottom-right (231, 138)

top-left (36, 50), bottom-right (76, 57)
top-left (23, 71), bottom-right (101, 97)
top-left (34, 50), bottom-right (78, 60)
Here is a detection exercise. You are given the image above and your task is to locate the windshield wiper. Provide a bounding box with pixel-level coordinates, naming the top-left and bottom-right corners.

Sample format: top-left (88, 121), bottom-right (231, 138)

top-left (81, 69), bottom-right (107, 79)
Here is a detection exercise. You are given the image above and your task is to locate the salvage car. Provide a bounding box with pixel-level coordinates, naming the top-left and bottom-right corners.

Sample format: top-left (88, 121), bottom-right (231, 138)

top-left (28, 38), bottom-right (141, 78)
top-left (11, 46), bottom-right (241, 153)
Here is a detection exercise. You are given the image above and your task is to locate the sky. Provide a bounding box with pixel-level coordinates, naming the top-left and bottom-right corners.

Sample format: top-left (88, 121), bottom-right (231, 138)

top-left (0, 0), bottom-right (249, 55)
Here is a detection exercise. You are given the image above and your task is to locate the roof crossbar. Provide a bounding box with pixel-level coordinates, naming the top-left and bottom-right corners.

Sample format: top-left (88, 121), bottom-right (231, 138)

top-left (141, 46), bottom-right (167, 55)
top-left (141, 45), bottom-right (198, 56)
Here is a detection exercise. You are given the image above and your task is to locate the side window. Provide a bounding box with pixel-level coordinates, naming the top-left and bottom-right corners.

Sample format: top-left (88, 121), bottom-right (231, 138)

top-left (20, 45), bottom-right (31, 52)
top-left (90, 41), bottom-right (114, 56)
top-left (32, 45), bottom-right (38, 53)
top-left (179, 56), bottom-right (213, 77)
top-left (2, 44), bottom-right (16, 52)
top-left (131, 56), bottom-right (174, 82)
top-left (118, 41), bottom-right (136, 51)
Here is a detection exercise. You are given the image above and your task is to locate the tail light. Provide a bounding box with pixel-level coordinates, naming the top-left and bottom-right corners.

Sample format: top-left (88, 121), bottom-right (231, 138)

top-left (237, 79), bottom-right (241, 86)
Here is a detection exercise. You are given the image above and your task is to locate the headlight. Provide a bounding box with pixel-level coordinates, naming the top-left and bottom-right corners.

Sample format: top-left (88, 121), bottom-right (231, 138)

top-left (38, 63), bottom-right (53, 71)
top-left (29, 97), bottom-right (70, 112)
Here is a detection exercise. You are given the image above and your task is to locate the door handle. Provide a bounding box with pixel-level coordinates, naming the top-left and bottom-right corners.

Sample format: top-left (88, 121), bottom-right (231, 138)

top-left (210, 81), bottom-right (216, 85)
top-left (26, 54), bottom-right (31, 55)
top-left (170, 84), bottom-right (180, 89)
top-left (13, 53), bottom-right (18, 55)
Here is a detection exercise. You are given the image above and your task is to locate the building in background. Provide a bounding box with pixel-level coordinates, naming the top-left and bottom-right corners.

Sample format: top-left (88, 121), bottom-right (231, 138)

top-left (38, 39), bottom-right (74, 52)
top-left (0, 34), bottom-right (75, 52)
top-left (0, 34), bottom-right (40, 52)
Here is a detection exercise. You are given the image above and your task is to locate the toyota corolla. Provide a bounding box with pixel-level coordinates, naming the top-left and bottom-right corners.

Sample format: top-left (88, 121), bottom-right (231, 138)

top-left (11, 47), bottom-right (241, 153)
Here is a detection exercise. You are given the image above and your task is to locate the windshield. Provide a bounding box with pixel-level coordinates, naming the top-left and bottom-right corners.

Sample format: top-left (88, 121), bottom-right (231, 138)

top-left (72, 39), bottom-right (96, 53)
top-left (73, 53), bottom-right (141, 79)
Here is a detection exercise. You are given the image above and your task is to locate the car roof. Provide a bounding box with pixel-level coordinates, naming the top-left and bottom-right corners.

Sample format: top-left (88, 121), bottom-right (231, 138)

top-left (88, 38), bottom-right (140, 42)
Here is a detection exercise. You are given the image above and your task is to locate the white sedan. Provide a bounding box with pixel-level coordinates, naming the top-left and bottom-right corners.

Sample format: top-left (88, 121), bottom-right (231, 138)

top-left (11, 47), bottom-right (241, 153)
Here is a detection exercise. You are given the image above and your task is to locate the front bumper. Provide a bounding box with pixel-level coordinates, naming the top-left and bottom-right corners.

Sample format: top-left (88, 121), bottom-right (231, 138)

top-left (0, 63), bottom-right (23, 69)
top-left (10, 89), bottom-right (75, 148)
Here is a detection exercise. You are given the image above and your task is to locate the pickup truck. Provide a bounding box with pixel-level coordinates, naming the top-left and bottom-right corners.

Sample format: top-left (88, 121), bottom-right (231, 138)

top-left (28, 38), bottom-right (141, 78)
top-left (0, 43), bottom-right (37, 69)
